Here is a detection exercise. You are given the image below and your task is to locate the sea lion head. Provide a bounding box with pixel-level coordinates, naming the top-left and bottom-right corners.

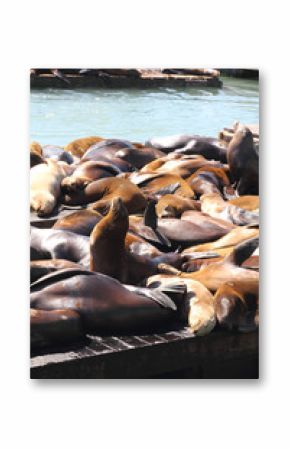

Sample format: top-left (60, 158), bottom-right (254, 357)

top-left (30, 191), bottom-right (55, 217)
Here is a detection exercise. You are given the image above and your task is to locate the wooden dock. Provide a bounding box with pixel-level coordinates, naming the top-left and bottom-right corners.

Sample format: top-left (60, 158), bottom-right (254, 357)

top-left (31, 327), bottom-right (258, 379)
top-left (30, 70), bottom-right (222, 89)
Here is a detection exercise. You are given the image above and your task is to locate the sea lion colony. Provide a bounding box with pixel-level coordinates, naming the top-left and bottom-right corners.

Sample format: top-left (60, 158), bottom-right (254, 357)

top-left (30, 123), bottom-right (259, 350)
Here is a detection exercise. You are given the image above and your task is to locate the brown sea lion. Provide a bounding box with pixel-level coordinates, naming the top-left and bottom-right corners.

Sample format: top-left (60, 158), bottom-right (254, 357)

top-left (140, 154), bottom-right (223, 178)
top-left (228, 195), bottom-right (259, 211)
top-left (62, 177), bottom-right (147, 214)
top-left (30, 269), bottom-right (184, 333)
top-left (30, 159), bottom-right (73, 216)
top-left (30, 227), bottom-right (90, 267)
top-left (180, 237), bottom-right (259, 293)
top-left (200, 193), bottom-right (259, 226)
top-left (61, 160), bottom-right (121, 193)
top-left (130, 173), bottom-right (195, 199)
top-left (30, 141), bottom-right (44, 167)
top-left (147, 275), bottom-right (216, 336)
top-left (31, 259), bottom-right (84, 283)
top-left (181, 210), bottom-right (235, 232)
top-left (53, 209), bottom-right (103, 235)
top-left (182, 255), bottom-right (259, 273)
top-left (64, 136), bottom-right (105, 158)
top-left (31, 308), bottom-right (84, 349)
top-left (182, 225), bottom-right (259, 255)
top-left (186, 166), bottom-right (230, 198)
top-left (156, 194), bottom-right (200, 218)
top-left (227, 126), bottom-right (259, 195)
top-left (214, 280), bottom-right (259, 332)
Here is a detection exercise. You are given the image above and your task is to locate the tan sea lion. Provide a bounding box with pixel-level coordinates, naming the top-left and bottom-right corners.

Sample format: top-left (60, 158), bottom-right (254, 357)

top-left (200, 192), bottom-right (259, 226)
top-left (30, 141), bottom-right (44, 167)
top-left (147, 275), bottom-right (216, 336)
top-left (64, 136), bottom-right (105, 158)
top-left (156, 194), bottom-right (200, 218)
top-left (30, 159), bottom-right (73, 216)
top-left (180, 237), bottom-right (259, 293)
top-left (214, 280), bottom-right (259, 332)
top-left (182, 225), bottom-right (259, 254)
top-left (228, 195), bottom-right (259, 211)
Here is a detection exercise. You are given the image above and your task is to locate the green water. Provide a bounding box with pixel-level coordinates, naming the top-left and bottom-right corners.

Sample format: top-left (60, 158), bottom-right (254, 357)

top-left (30, 77), bottom-right (259, 146)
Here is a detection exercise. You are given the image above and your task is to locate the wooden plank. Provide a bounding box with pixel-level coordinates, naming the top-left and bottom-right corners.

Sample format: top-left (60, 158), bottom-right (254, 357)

top-left (30, 329), bottom-right (258, 379)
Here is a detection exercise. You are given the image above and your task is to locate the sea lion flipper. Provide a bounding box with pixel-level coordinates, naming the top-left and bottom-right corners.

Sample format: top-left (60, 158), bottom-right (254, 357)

top-left (225, 237), bottom-right (259, 266)
top-left (124, 285), bottom-right (177, 310)
top-left (144, 199), bottom-right (157, 229)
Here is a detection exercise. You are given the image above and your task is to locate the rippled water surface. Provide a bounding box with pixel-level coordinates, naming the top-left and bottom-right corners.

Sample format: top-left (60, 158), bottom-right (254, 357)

top-left (30, 77), bottom-right (259, 146)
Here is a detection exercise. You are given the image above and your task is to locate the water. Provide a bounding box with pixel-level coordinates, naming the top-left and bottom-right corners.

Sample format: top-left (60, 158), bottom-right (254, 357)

top-left (30, 77), bottom-right (259, 146)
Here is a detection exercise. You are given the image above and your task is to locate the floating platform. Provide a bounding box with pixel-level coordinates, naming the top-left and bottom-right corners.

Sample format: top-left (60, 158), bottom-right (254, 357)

top-left (31, 327), bottom-right (258, 379)
top-left (30, 70), bottom-right (223, 89)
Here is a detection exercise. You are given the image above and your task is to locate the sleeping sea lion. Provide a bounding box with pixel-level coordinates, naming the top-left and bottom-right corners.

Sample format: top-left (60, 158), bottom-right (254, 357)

top-left (147, 275), bottom-right (216, 336)
top-left (200, 193), bottom-right (259, 226)
top-left (62, 177), bottom-right (147, 214)
top-left (186, 166), bottom-right (230, 198)
top-left (214, 280), bottom-right (259, 332)
top-left (64, 136), bottom-right (105, 158)
top-left (180, 237), bottom-right (259, 293)
top-left (31, 308), bottom-right (84, 349)
top-left (30, 159), bottom-right (73, 216)
top-left (42, 145), bottom-right (74, 164)
top-left (30, 269), bottom-right (185, 333)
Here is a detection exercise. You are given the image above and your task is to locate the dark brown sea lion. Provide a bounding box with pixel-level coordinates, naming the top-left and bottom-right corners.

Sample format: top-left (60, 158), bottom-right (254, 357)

top-left (30, 227), bottom-right (90, 267)
top-left (186, 166), bottom-right (230, 198)
top-left (174, 138), bottom-right (227, 163)
top-left (53, 209), bottom-right (103, 235)
top-left (64, 136), bottom-right (105, 158)
top-left (31, 308), bottom-right (84, 349)
top-left (42, 145), bottom-right (74, 164)
top-left (227, 126), bottom-right (259, 195)
top-left (180, 237), bottom-right (259, 293)
top-left (30, 269), bottom-right (184, 333)
top-left (61, 160), bottom-right (121, 193)
top-left (62, 177), bottom-right (147, 214)
top-left (200, 193), bottom-right (259, 226)
top-left (214, 280), bottom-right (259, 332)
top-left (31, 259), bottom-right (84, 283)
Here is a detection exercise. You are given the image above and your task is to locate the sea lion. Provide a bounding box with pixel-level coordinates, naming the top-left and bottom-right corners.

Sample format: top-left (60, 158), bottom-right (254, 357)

top-left (30, 141), bottom-right (44, 167)
top-left (30, 159), bottom-right (73, 216)
top-left (130, 173), bottom-right (195, 199)
top-left (228, 195), bottom-right (259, 211)
top-left (31, 308), bottom-right (84, 349)
top-left (30, 269), bottom-right (185, 333)
top-left (180, 237), bottom-right (259, 293)
top-left (147, 275), bottom-right (216, 336)
top-left (53, 209), bottom-right (103, 235)
top-left (186, 166), bottom-right (230, 198)
top-left (61, 160), bottom-right (121, 193)
top-left (31, 259), bottom-right (84, 283)
top-left (42, 145), bottom-right (74, 164)
top-left (140, 154), bottom-right (223, 179)
top-left (182, 225), bottom-right (259, 255)
top-left (30, 227), bottom-right (90, 267)
top-left (89, 198), bottom-right (183, 284)
top-left (156, 194), bottom-right (199, 218)
top-left (64, 136), bottom-right (105, 158)
top-left (214, 280), bottom-right (259, 332)
top-left (181, 254), bottom-right (259, 273)
top-left (181, 210), bottom-right (235, 232)
top-left (227, 126), bottom-right (259, 195)
top-left (200, 193), bottom-right (259, 226)
top-left (63, 177), bottom-right (147, 214)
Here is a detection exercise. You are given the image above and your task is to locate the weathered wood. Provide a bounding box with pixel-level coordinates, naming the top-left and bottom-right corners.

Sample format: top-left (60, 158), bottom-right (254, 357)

top-left (30, 328), bottom-right (258, 379)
